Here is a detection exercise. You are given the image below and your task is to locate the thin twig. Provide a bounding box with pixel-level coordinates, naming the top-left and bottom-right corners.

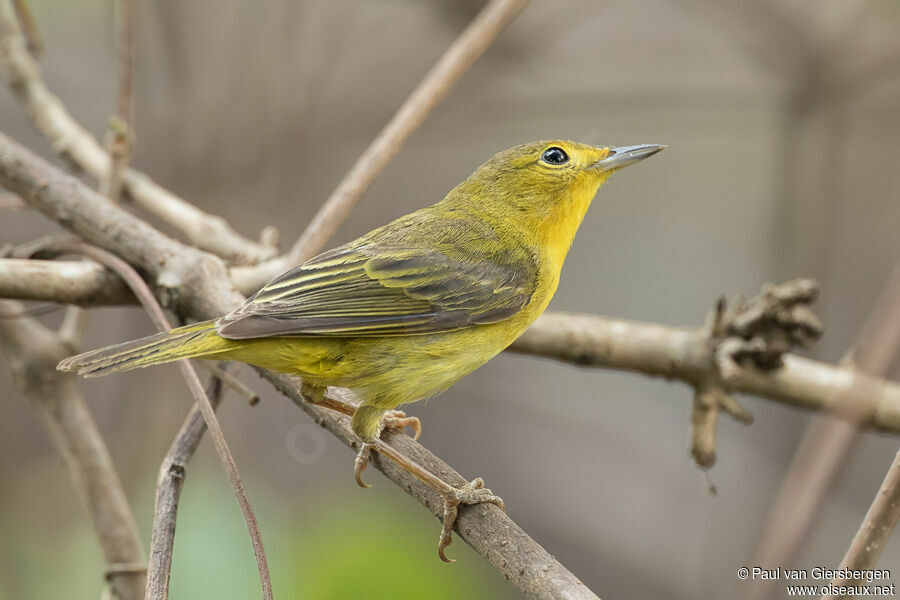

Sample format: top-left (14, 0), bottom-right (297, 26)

top-left (10, 0), bottom-right (39, 55)
top-left (0, 128), bottom-right (596, 600)
top-left (146, 368), bottom-right (229, 599)
top-left (195, 361), bottom-right (259, 406)
top-left (58, 0), bottom-right (134, 350)
top-left (0, 0), bottom-right (276, 264)
top-left (742, 260), bottom-right (900, 600)
top-left (0, 300), bottom-right (145, 600)
top-left (233, 0), bottom-right (531, 291)
top-left (823, 458), bottom-right (900, 598)
top-left (818, 264), bottom-right (900, 598)
top-left (101, 0), bottom-right (133, 202)
top-left (44, 240), bottom-right (273, 600)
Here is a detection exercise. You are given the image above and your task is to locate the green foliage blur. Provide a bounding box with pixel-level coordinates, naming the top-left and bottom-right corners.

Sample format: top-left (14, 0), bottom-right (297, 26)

top-left (1, 465), bottom-right (511, 599)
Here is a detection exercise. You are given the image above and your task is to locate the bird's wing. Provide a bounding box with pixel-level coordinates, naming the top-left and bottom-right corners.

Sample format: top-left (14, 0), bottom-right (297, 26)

top-left (215, 243), bottom-right (537, 339)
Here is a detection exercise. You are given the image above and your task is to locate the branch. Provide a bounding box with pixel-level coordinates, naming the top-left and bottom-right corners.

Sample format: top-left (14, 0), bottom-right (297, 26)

top-left (0, 0), bottom-right (276, 264)
top-left (743, 260), bottom-right (900, 600)
top-left (0, 131), bottom-right (595, 599)
top-left (48, 240), bottom-right (273, 600)
top-left (101, 0), bottom-right (133, 202)
top-left (267, 379), bottom-right (598, 599)
top-left (232, 0), bottom-right (531, 291)
top-left (147, 371), bottom-right (227, 599)
top-left (0, 258), bottom-right (132, 304)
top-left (509, 312), bottom-right (900, 434)
top-left (819, 264), bottom-right (900, 597)
top-left (823, 458), bottom-right (900, 598)
top-left (0, 300), bottom-right (145, 600)
top-left (7, 253), bottom-right (900, 437)
top-left (10, 0), bottom-right (39, 55)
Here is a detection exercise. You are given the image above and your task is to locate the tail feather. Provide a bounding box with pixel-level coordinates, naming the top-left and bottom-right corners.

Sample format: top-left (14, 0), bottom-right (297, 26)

top-left (58, 319), bottom-right (231, 377)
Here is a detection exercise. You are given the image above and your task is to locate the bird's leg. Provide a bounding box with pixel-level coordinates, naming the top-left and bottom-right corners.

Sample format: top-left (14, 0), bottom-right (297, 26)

top-left (301, 382), bottom-right (421, 436)
top-left (299, 382), bottom-right (422, 476)
top-left (350, 405), bottom-right (421, 488)
top-left (302, 387), bottom-right (500, 560)
top-left (352, 405), bottom-right (504, 562)
top-left (369, 436), bottom-right (505, 562)
top-left (317, 396), bottom-right (421, 439)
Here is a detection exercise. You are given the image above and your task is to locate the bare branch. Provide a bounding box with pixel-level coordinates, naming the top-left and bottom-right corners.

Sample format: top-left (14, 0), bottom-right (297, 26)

top-left (196, 361), bottom-right (259, 406)
top-left (0, 188), bottom-right (24, 209)
top-left (146, 371), bottom-right (227, 599)
top-left (10, 0), bottom-right (39, 55)
top-left (7, 251), bottom-right (900, 439)
top-left (0, 300), bottom-right (145, 600)
top-left (743, 259), bottom-right (900, 600)
top-left (45, 240), bottom-right (273, 600)
top-left (0, 0), bottom-right (276, 264)
top-left (0, 258), bottom-right (132, 304)
top-left (823, 459), bottom-right (900, 598)
top-left (509, 312), bottom-right (900, 433)
top-left (0, 126), bottom-right (596, 600)
top-left (234, 0), bottom-right (531, 291)
top-left (269, 379), bottom-right (599, 600)
top-left (817, 264), bottom-right (900, 597)
top-left (101, 0), bottom-right (133, 202)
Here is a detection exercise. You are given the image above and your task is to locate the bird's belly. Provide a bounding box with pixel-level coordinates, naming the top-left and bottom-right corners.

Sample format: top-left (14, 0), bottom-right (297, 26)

top-left (238, 322), bottom-right (523, 409)
top-left (349, 327), bottom-right (516, 408)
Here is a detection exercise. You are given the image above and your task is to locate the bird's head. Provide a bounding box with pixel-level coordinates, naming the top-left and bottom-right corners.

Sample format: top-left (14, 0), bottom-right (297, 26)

top-left (471, 139), bottom-right (665, 204)
top-left (448, 140), bottom-right (665, 254)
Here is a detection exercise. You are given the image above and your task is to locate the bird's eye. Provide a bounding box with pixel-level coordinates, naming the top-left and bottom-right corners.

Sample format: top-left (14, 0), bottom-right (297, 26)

top-left (541, 147), bottom-right (569, 165)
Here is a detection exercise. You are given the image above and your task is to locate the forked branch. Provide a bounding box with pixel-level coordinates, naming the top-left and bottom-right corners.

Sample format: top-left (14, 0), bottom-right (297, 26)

top-left (0, 0), bottom-right (276, 264)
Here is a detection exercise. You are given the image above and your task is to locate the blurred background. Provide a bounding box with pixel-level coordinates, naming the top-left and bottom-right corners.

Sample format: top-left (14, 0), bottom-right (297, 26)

top-left (2, 0), bottom-right (900, 598)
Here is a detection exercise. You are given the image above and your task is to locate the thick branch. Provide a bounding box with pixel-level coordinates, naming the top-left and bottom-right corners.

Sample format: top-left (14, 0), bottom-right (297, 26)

top-left (0, 130), bottom-right (594, 600)
top-left (0, 0), bottom-right (275, 264)
top-left (268, 379), bottom-right (597, 599)
top-left (0, 300), bottom-right (145, 600)
top-left (0, 258), bottom-right (132, 304)
top-left (509, 313), bottom-right (900, 433)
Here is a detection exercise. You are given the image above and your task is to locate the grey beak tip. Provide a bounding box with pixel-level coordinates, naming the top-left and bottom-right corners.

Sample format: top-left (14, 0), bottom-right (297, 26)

top-left (595, 143), bottom-right (667, 170)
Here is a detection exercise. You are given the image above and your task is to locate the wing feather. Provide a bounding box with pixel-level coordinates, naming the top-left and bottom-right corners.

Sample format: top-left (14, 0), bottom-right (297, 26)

top-left (216, 240), bottom-right (537, 339)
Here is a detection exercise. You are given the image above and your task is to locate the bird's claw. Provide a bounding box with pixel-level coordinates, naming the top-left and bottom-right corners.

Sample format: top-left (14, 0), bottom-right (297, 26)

top-left (438, 478), bottom-right (505, 563)
top-left (381, 409), bottom-right (421, 440)
top-left (354, 443), bottom-right (372, 488)
top-left (355, 411), bottom-right (423, 488)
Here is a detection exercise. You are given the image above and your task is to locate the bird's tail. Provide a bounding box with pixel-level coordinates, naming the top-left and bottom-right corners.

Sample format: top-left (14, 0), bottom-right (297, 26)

top-left (58, 319), bottom-right (232, 377)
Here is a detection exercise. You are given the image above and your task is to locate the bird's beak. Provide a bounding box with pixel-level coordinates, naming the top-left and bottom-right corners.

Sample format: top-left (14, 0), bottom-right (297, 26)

top-left (593, 144), bottom-right (667, 171)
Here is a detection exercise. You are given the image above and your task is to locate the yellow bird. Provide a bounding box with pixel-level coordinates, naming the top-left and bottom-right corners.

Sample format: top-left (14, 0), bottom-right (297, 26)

top-left (59, 140), bottom-right (664, 560)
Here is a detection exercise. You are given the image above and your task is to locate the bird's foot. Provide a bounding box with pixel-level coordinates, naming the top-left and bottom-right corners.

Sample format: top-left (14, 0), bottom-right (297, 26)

top-left (354, 410), bottom-right (422, 488)
top-left (364, 438), bottom-right (505, 562)
top-left (437, 477), bottom-right (505, 563)
top-left (354, 443), bottom-right (373, 488)
top-left (381, 409), bottom-right (422, 440)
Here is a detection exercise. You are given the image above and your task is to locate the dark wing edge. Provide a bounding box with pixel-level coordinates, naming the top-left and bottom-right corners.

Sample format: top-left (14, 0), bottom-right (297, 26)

top-left (216, 245), bottom-right (535, 339)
